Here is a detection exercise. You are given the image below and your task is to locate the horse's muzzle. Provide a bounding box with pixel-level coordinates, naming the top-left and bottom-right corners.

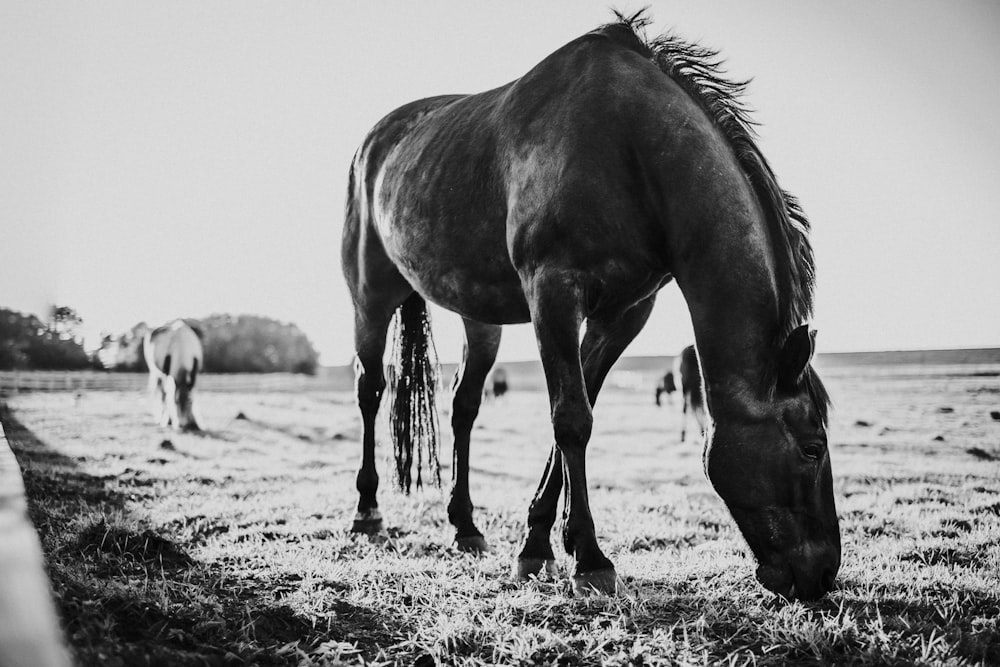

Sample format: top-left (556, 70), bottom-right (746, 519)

top-left (756, 547), bottom-right (839, 601)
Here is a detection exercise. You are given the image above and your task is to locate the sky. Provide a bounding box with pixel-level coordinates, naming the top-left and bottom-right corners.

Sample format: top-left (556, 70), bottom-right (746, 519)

top-left (2, 1), bottom-right (998, 365)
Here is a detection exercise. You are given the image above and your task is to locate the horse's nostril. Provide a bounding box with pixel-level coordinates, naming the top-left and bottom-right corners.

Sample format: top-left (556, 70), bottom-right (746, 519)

top-left (821, 568), bottom-right (836, 593)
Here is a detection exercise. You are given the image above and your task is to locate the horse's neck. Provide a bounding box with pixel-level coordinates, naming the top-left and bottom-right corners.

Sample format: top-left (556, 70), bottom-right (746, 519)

top-left (677, 216), bottom-right (782, 416)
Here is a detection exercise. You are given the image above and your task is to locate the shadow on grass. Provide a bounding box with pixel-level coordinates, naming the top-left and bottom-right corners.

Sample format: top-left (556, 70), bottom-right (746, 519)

top-left (232, 414), bottom-right (330, 444)
top-left (185, 427), bottom-right (241, 443)
top-left (0, 404), bottom-right (410, 666)
top-left (617, 573), bottom-right (1000, 665)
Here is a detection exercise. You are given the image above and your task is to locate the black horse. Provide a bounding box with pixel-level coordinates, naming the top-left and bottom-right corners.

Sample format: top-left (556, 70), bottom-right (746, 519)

top-left (654, 369), bottom-right (676, 406)
top-left (485, 367), bottom-right (509, 400)
top-left (342, 12), bottom-right (837, 600)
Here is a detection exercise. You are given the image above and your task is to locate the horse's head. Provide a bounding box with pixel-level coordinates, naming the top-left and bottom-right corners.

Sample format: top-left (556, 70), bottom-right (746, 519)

top-left (162, 356), bottom-right (199, 431)
top-left (705, 325), bottom-right (839, 601)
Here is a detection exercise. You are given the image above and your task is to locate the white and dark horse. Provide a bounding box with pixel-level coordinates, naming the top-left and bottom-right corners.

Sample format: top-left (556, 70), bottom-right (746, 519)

top-left (655, 345), bottom-right (707, 443)
top-left (144, 320), bottom-right (203, 431)
top-left (674, 345), bottom-right (707, 443)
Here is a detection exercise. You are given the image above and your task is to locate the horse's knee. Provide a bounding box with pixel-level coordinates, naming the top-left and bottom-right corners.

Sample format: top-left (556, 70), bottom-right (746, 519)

top-left (552, 406), bottom-right (592, 451)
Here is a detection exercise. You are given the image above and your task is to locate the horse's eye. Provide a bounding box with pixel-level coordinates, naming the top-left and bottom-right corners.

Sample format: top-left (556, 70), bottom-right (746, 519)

top-left (800, 441), bottom-right (825, 460)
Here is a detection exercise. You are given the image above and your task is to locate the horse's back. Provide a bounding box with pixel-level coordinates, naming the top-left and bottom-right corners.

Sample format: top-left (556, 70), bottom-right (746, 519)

top-left (344, 23), bottom-right (729, 324)
top-left (144, 321), bottom-right (203, 379)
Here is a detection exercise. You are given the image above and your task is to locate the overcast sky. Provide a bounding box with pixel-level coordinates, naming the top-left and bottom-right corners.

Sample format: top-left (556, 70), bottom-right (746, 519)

top-left (2, 1), bottom-right (998, 365)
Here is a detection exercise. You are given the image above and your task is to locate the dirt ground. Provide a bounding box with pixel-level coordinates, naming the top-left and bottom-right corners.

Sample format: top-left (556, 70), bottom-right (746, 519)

top-left (2, 358), bottom-right (999, 665)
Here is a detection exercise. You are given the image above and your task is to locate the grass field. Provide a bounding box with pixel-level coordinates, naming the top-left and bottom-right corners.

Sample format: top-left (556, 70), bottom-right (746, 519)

top-left (2, 358), bottom-right (999, 665)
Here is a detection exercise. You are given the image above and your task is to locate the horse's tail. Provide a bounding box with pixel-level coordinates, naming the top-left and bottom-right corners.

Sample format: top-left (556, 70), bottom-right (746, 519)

top-left (388, 293), bottom-right (442, 494)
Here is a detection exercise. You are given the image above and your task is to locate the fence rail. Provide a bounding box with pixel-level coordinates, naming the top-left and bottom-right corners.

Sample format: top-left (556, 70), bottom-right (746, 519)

top-left (0, 371), bottom-right (354, 394)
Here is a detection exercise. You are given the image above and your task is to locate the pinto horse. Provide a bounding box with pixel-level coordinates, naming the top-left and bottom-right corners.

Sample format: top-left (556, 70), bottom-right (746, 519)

top-left (342, 12), bottom-right (838, 600)
top-left (675, 344), bottom-right (708, 443)
top-left (144, 320), bottom-right (203, 431)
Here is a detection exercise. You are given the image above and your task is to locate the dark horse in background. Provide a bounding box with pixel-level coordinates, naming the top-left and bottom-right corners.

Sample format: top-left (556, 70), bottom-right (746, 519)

top-left (342, 12), bottom-right (837, 600)
top-left (653, 367), bottom-right (675, 406)
top-left (484, 367), bottom-right (509, 400)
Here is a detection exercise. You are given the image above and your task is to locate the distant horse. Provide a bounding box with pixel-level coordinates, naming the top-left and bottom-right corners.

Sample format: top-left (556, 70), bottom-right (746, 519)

top-left (675, 345), bottom-right (708, 443)
top-left (144, 320), bottom-right (203, 431)
top-left (342, 12), bottom-right (837, 600)
top-left (654, 370), bottom-right (676, 406)
top-left (484, 367), bottom-right (509, 400)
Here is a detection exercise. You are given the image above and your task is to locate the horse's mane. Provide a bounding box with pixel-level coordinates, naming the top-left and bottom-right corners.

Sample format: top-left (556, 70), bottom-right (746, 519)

top-left (599, 11), bottom-right (815, 344)
top-left (598, 11), bottom-right (829, 419)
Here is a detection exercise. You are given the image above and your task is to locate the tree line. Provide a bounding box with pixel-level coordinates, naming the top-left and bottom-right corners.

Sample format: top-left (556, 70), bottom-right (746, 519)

top-left (1, 307), bottom-right (319, 375)
top-left (0, 307), bottom-right (90, 370)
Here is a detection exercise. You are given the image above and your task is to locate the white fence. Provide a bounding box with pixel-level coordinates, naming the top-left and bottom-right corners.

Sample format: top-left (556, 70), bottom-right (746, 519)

top-left (0, 371), bottom-right (353, 394)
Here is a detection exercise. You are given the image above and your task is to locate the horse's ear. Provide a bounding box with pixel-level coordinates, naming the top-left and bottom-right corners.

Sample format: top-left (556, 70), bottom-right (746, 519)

top-left (190, 359), bottom-right (199, 388)
top-left (778, 325), bottom-right (816, 387)
top-left (163, 354), bottom-right (172, 375)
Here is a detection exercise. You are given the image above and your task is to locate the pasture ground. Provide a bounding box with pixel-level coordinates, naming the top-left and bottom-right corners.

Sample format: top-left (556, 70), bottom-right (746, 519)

top-left (1, 359), bottom-right (999, 666)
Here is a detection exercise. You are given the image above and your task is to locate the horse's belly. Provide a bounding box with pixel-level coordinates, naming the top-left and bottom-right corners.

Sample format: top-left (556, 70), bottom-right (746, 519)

top-left (380, 229), bottom-right (530, 325)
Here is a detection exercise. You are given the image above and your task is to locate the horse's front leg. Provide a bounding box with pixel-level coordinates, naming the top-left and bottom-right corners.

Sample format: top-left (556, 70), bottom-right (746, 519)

top-left (516, 445), bottom-right (562, 579)
top-left (448, 319), bottom-right (501, 553)
top-left (527, 273), bottom-right (616, 594)
top-left (516, 297), bottom-right (655, 585)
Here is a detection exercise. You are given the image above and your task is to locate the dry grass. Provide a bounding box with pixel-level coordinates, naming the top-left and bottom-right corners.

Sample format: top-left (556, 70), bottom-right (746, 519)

top-left (2, 360), bottom-right (999, 666)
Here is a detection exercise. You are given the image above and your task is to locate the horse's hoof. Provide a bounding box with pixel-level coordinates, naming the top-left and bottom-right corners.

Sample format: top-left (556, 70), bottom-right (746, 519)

top-left (351, 510), bottom-right (384, 536)
top-left (456, 535), bottom-right (489, 554)
top-left (572, 568), bottom-right (619, 596)
top-left (515, 558), bottom-right (558, 581)
top-left (351, 518), bottom-right (385, 535)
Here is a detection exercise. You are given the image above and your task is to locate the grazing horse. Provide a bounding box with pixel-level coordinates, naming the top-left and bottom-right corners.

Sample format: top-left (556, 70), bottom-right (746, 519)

top-left (484, 367), bottom-right (509, 400)
top-left (675, 345), bottom-right (708, 443)
top-left (342, 12), bottom-right (838, 600)
top-left (654, 369), bottom-right (676, 406)
top-left (144, 320), bottom-right (202, 431)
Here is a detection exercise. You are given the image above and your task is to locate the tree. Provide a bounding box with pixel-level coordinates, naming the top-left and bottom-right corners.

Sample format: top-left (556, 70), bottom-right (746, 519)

top-left (50, 305), bottom-right (83, 342)
top-left (197, 314), bottom-right (319, 375)
top-left (98, 314), bottom-right (319, 375)
top-left (0, 307), bottom-right (90, 370)
top-left (94, 322), bottom-right (149, 371)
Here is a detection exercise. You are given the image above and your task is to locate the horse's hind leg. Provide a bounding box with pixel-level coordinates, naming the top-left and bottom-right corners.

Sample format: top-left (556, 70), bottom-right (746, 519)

top-left (448, 318), bottom-right (501, 553)
top-left (680, 395), bottom-right (689, 443)
top-left (351, 305), bottom-right (401, 534)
